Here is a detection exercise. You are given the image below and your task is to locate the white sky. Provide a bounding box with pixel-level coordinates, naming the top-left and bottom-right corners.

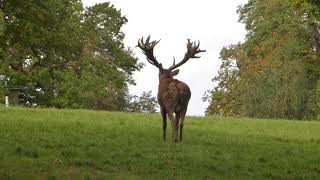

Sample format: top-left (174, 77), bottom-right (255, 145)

top-left (82, 0), bottom-right (247, 116)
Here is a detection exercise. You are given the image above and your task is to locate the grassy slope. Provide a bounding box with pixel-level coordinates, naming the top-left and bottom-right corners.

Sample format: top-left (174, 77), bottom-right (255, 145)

top-left (0, 107), bottom-right (320, 179)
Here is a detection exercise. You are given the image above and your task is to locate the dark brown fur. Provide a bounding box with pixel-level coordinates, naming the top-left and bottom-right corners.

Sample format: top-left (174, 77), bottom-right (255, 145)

top-left (157, 70), bottom-right (191, 143)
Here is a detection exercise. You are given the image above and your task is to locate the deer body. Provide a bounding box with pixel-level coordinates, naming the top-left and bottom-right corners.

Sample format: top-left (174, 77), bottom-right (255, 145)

top-left (137, 36), bottom-right (205, 143)
top-left (158, 71), bottom-right (191, 112)
top-left (158, 74), bottom-right (191, 143)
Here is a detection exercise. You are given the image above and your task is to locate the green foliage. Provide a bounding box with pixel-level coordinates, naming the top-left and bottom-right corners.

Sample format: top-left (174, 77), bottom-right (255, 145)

top-left (128, 91), bottom-right (159, 113)
top-left (205, 0), bottom-right (320, 119)
top-left (0, 8), bottom-right (3, 36)
top-left (203, 45), bottom-right (242, 116)
top-left (0, 1), bottom-right (141, 110)
top-left (307, 81), bottom-right (320, 120)
top-left (1, 107), bottom-right (320, 179)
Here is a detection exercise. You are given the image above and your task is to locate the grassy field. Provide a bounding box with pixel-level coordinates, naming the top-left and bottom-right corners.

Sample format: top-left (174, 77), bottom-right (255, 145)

top-left (0, 107), bottom-right (320, 179)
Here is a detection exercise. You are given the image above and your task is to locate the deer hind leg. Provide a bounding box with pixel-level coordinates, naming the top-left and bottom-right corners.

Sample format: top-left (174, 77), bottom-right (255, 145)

top-left (179, 109), bottom-right (187, 142)
top-left (161, 108), bottom-right (167, 141)
top-left (175, 111), bottom-right (181, 142)
top-left (167, 111), bottom-right (178, 143)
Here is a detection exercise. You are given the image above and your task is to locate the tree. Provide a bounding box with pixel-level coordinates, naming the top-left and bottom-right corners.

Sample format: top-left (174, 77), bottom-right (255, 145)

top-left (127, 91), bottom-right (158, 113)
top-left (0, 1), bottom-right (142, 110)
top-left (0, 0), bottom-right (85, 106)
top-left (0, 8), bottom-right (3, 36)
top-left (205, 0), bottom-right (320, 119)
top-left (203, 44), bottom-right (243, 116)
top-left (307, 81), bottom-right (320, 120)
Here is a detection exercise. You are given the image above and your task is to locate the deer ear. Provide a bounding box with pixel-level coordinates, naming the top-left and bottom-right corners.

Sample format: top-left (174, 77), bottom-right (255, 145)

top-left (171, 69), bottom-right (179, 76)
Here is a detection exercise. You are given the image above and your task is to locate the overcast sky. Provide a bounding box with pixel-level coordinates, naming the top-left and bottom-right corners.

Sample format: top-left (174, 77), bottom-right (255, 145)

top-left (82, 0), bottom-right (248, 116)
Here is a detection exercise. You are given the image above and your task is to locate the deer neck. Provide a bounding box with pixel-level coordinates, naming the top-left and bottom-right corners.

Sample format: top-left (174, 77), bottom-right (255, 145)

top-left (158, 76), bottom-right (174, 90)
top-left (159, 76), bottom-right (174, 84)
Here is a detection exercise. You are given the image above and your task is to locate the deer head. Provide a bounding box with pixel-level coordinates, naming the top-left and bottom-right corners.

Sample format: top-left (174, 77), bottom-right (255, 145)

top-left (137, 36), bottom-right (206, 81)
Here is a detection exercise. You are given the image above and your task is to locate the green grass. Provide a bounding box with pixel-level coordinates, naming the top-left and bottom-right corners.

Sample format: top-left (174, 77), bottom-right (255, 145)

top-left (0, 107), bottom-right (320, 179)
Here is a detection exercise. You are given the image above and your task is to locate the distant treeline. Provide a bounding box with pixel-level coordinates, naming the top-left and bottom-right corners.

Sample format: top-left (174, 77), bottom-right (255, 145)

top-left (204, 0), bottom-right (320, 120)
top-left (0, 1), bottom-right (160, 112)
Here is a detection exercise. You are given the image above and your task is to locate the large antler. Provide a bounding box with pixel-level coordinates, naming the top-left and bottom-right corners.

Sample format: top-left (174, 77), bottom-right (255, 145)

top-left (168, 39), bottom-right (206, 71)
top-left (137, 36), bottom-right (163, 70)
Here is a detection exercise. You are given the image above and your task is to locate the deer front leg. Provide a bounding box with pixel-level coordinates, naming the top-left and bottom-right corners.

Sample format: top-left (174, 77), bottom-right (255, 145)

top-left (168, 112), bottom-right (178, 143)
top-left (161, 107), bottom-right (167, 141)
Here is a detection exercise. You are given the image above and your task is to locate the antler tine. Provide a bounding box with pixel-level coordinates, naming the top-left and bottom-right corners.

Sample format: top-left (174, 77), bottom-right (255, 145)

top-left (187, 39), bottom-right (192, 49)
top-left (152, 39), bottom-right (160, 47)
top-left (195, 40), bottom-right (200, 50)
top-left (169, 39), bottom-right (206, 70)
top-left (146, 35), bottom-right (151, 46)
top-left (137, 37), bottom-right (144, 49)
top-left (137, 36), bottom-right (163, 70)
top-left (172, 56), bottom-right (176, 66)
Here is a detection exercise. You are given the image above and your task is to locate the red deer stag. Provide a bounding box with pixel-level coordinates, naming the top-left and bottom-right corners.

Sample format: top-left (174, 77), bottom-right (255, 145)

top-left (137, 36), bottom-right (205, 143)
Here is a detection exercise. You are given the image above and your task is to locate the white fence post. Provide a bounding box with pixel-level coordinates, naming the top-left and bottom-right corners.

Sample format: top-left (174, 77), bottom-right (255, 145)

top-left (5, 96), bottom-right (9, 107)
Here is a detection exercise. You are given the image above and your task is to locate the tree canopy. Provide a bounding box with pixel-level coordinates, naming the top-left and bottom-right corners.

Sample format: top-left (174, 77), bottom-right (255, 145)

top-left (205, 0), bottom-right (320, 120)
top-left (127, 91), bottom-right (159, 113)
top-left (0, 0), bottom-right (142, 110)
